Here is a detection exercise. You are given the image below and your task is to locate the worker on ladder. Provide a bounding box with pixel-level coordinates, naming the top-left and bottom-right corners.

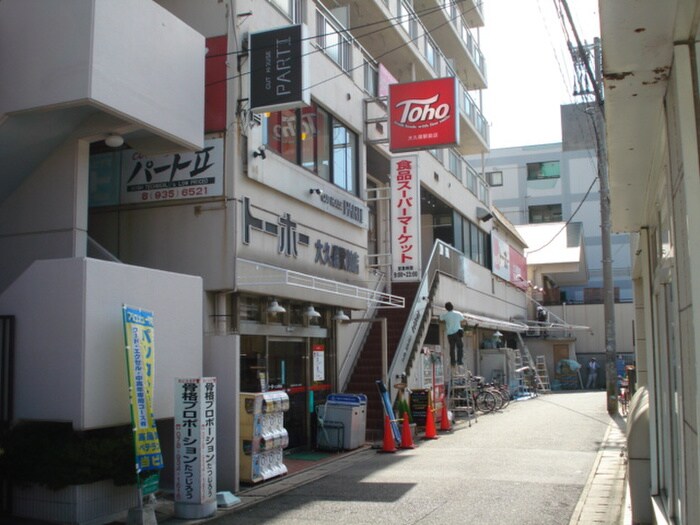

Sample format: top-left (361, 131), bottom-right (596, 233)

top-left (440, 302), bottom-right (464, 368)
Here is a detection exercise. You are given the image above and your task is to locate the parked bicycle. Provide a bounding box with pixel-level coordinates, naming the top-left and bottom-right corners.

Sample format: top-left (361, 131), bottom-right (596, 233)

top-left (618, 378), bottom-right (630, 416)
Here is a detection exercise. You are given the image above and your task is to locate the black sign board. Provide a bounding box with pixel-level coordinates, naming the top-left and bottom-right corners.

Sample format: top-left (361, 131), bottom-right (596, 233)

top-left (250, 25), bottom-right (308, 113)
top-left (409, 389), bottom-right (431, 427)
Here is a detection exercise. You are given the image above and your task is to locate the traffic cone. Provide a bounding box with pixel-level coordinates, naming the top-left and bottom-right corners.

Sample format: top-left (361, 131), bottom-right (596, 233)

top-left (400, 411), bottom-right (415, 449)
top-left (379, 414), bottom-right (396, 453)
top-left (423, 405), bottom-right (438, 440)
top-left (439, 398), bottom-right (452, 432)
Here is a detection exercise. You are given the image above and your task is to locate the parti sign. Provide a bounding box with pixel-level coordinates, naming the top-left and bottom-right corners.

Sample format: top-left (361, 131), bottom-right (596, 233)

top-left (250, 24), bottom-right (310, 113)
top-left (389, 77), bottom-right (459, 153)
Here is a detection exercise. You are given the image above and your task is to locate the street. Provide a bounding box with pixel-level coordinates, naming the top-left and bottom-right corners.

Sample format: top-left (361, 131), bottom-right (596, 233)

top-left (212, 391), bottom-right (611, 525)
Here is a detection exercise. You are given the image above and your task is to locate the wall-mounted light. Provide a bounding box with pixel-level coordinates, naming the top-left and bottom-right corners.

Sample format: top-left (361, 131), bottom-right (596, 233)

top-left (267, 299), bottom-right (285, 314)
top-left (477, 207), bottom-right (493, 222)
top-left (332, 310), bottom-right (350, 321)
top-left (303, 305), bottom-right (321, 319)
top-left (253, 145), bottom-right (266, 159)
top-left (309, 188), bottom-right (323, 195)
top-left (105, 134), bottom-right (124, 148)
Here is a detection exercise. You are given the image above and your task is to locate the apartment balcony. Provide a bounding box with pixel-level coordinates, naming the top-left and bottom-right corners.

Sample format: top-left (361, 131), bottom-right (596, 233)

top-left (413, 0), bottom-right (487, 89)
top-left (0, 0), bottom-right (205, 204)
top-left (323, 0), bottom-right (486, 89)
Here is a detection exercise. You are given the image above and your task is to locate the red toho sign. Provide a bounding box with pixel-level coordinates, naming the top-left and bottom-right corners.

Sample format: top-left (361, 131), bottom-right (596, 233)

top-left (389, 77), bottom-right (459, 152)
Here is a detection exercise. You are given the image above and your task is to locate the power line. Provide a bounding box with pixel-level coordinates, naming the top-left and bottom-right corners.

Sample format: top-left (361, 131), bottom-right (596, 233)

top-left (206, 0), bottom-right (483, 90)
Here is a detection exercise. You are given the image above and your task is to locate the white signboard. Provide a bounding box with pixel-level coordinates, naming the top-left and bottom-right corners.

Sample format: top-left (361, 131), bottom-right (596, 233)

top-left (390, 155), bottom-right (421, 281)
top-left (121, 138), bottom-right (224, 204)
top-left (174, 377), bottom-right (217, 519)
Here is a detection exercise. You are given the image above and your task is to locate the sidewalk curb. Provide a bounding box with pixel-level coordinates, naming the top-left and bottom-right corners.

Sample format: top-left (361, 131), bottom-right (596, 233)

top-left (569, 416), bottom-right (628, 525)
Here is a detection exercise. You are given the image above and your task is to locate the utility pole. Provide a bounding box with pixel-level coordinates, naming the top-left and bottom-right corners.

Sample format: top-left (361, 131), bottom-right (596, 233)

top-left (559, 0), bottom-right (618, 414)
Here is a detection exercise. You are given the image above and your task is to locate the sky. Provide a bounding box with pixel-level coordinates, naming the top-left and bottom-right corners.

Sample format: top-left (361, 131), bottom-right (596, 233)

top-left (480, 0), bottom-right (601, 149)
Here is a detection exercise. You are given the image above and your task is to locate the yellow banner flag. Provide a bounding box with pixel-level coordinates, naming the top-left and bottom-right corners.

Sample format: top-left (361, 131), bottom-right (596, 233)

top-left (122, 305), bottom-right (163, 474)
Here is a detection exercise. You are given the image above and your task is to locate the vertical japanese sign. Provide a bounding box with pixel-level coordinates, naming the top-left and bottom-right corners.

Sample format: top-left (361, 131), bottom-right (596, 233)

top-left (174, 378), bottom-right (217, 518)
top-left (312, 344), bottom-right (325, 382)
top-left (391, 155), bottom-right (421, 281)
top-left (122, 305), bottom-right (163, 494)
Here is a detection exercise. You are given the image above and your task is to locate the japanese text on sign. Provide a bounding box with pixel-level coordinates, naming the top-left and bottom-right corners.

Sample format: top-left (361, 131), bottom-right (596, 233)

top-left (175, 378), bottom-right (217, 506)
top-left (121, 138), bottom-right (224, 204)
top-left (391, 156), bottom-right (421, 281)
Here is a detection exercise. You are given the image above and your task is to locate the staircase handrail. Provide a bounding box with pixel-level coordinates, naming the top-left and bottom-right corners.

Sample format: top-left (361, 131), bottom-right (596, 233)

top-left (338, 270), bottom-right (386, 391)
top-left (387, 240), bottom-right (468, 404)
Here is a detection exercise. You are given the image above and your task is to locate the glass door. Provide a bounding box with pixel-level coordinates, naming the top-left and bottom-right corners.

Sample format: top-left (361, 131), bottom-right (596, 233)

top-left (267, 338), bottom-right (309, 450)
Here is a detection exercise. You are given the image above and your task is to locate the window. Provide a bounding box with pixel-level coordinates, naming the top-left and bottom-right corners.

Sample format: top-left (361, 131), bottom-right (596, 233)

top-left (263, 103), bottom-right (359, 196)
top-left (269, 0), bottom-right (301, 22)
top-left (487, 171), bottom-right (503, 187)
top-left (448, 150), bottom-right (460, 180)
top-left (529, 204), bottom-right (563, 223)
top-left (425, 38), bottom-right (440, 71)
top-left (316, 9), bottom-right (352, 72)
top-left (399, 1), bottom-right (417, 39)
top-left (363, 57), bottom-right (378, 96)
top-left (527, 161), bottom-right (560, 180)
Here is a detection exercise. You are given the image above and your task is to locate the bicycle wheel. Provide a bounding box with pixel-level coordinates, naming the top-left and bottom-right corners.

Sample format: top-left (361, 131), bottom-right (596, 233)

top-left (498, 387), bottom-right (511, 409)
top-left (475, 391), bottom-right (496, 413)
top-left (489, 388), bottom-right (504, 411)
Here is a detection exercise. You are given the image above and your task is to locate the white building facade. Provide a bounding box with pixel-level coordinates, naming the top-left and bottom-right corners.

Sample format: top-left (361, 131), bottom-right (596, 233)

top-left (600, 1), bottom-right (700, 523)
top-left (0, 0), bottom-right (537, 516)
top-left (467, 104), bottom-right (635, 363)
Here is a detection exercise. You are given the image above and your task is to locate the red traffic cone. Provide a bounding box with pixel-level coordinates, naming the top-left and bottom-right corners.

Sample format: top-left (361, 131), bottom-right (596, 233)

top-left (400, 411), bottom-right (415, 449)
top-left (379, 414), bottom-right (396, 453)
top-left (423, 405), bottom-right (438, 440)
top-left (439, 398), bottom-right (452, 432)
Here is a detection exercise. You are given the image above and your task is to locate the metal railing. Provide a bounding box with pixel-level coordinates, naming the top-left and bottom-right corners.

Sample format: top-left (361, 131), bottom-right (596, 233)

top-left (236, 259), bottom-right (404, 308)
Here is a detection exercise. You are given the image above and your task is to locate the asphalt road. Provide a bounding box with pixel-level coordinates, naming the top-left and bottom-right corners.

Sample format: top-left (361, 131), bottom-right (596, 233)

top-left (213, 391), bottom-right (610, 525)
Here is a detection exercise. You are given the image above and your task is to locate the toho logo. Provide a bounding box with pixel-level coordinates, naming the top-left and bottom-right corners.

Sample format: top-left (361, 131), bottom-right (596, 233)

top-left (393, 94), bottom-right (451, 129)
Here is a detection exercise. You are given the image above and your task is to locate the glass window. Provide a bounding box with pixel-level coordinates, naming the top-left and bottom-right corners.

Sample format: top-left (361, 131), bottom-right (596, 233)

top-left (332, 120), bottom-right (357, 193)
top-left (269, 0), bottom-right (301, 22)
top-left (265, 110), bottom-right (298, 164)
top-left (470, 222), bottom-right (479, 262)
top-left (487, 171), bottom-right (503, 187)
top-left (448, 150), bottom-right (460, 180)
top-left (263, 103), bottom-right (359, 196)
top-left (529, 204), bottom-right (563, 223)
top-left (527, 161), bottom-right (560, 180)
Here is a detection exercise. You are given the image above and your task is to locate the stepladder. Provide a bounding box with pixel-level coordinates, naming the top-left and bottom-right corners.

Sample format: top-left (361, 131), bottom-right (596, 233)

top-left (535, 355), bottom-right (551, 392)
top-left (446, 364), bottom-right (477, 427)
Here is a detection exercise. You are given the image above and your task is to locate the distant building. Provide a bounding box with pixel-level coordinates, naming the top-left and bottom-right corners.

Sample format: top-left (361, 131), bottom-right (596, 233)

top-left (466, 104), bottom-right (635, 362)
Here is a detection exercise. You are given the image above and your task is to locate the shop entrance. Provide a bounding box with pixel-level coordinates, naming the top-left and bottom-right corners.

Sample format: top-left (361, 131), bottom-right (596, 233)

top-left (267, 338), bottom-right (309, 450)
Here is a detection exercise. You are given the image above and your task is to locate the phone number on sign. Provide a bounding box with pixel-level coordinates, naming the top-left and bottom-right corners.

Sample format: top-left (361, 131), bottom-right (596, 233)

top-left (141, 187), bottom-right (209, 201)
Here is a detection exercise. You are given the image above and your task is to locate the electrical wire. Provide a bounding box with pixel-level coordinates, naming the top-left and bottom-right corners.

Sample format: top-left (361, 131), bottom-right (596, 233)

top-left (205, 0), bottom-right (484, 90)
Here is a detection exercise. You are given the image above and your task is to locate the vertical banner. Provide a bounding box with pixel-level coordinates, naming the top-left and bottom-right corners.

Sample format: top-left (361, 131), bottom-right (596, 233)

top-left (312, 344), bottom-right (325, 382)
top-left (174, 378), bottom-right (217, 519)
top-left (122, 305), bottom-right (163, 495)
top-left (391, 155), bottom-right (421, 281)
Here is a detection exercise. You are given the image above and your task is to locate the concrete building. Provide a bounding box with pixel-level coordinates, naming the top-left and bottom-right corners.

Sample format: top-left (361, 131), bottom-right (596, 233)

top-left (467, 104), bottom-right (635, 370)
top-left (0, 1), bottom-right (539, 520)
top-left (599, 1), bottom-right (700, 523)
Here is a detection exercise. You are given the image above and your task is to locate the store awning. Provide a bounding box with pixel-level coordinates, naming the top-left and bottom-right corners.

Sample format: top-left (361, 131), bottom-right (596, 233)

top-left (461, 312), bottom-right (529, 333)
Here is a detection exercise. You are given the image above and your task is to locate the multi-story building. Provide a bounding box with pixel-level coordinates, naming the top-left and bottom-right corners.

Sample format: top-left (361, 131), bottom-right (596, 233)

top-left (467, 103), bottom-right (635, 364)
top-left (599, 1), bottom-right (700, 523)
top-left (0, 1), bottom-right (540, 518)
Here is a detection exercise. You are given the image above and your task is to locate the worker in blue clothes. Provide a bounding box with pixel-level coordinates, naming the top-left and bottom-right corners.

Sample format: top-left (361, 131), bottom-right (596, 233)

top-left (439, 302), bottom-right (464, 367)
